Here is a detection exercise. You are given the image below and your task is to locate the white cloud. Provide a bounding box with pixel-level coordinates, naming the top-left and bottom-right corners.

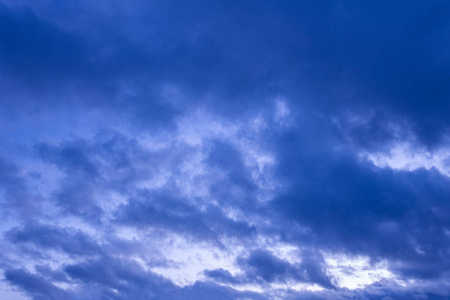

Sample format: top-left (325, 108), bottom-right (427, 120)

top-left (361, 142), bottom-right (450, 176)
top-left (324, 253), bottom-right (398, 289)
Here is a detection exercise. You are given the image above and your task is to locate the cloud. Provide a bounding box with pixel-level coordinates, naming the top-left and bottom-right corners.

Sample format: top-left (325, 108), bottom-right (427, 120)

top-left (271, 126), bottom-right (450, 279)
top-left (115, 188), bottom-right (257, 243)
top-left (4, 268), bottom-right (71, 300)
top-left (240, 249), bottom-right (335, 289)
top-left (1, 0), bottom-right (450, 299)
top-left (5, 223), bottom-right (102, 256)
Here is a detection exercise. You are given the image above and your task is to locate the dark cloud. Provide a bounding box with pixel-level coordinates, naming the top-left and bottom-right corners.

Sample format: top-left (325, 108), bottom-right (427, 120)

top-left (37, 142), bottom-right (99, 178)
top-left (0, 156), bottom-right (40, 218)
top-left (271, 126), bottom-right (450, 279)
top-left (64, 256), bottom-right (174, 299)
top-left (204, 268), bottom-right (239, 285)
top-left (115, 188), bottom-right (256, 243)
top-left (205, 140), bottom-right (258, 209)
top-left (208, 248), bottom-right (335, 289)
top-left (1, 1), bottom-right (450, 144)
top-left (0, 3), bottom-right (177, 128)
top-left (4, 268), bottom-right (71, 300)
top-left (34, 264), bottom-right (70, 283)
top-left (32, 133), bottom-right (150, 220)
top-left (1, 0), bottom-right (450, 299)
top-left (5, 223), bottom-right (102, 257)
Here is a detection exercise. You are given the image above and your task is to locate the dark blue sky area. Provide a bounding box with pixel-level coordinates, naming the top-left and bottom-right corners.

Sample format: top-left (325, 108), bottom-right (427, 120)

top-left (1, 1), bottom-right (450, 299)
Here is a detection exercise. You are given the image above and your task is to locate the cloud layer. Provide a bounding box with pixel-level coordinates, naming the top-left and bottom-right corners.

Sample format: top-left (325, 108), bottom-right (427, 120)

top-left (1, 1), bottom-right (450, 299)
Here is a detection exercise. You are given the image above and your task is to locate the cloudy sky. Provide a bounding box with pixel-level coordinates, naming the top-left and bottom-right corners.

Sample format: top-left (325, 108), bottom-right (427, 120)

top-left (1, 1), bottom-right (450, 299)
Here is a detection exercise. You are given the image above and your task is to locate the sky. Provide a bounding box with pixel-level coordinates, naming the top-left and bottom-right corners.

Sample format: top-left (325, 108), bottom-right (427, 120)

top-left (1, 1), bottom-right (450, 299)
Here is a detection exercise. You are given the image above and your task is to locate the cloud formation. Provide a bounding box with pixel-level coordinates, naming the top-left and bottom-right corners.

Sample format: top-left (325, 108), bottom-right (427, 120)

top-left (1, 0), bottom-right (450, 299)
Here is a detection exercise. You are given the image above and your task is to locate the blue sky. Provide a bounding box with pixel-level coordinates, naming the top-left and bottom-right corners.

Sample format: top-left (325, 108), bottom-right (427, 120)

top-left (1, 1), bottom-right (450, 299)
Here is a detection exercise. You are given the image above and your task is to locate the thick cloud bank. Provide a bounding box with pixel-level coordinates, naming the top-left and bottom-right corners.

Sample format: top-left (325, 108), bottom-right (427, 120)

top-left (1, 1), bottom-right (450, 299)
